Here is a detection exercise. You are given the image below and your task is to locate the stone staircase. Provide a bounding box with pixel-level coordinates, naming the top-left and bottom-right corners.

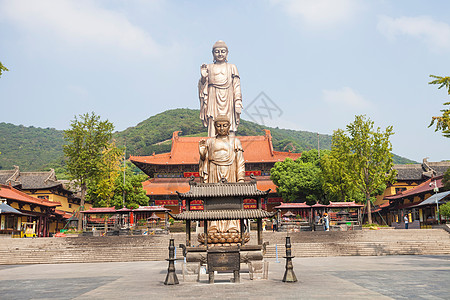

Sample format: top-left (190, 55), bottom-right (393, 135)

top-left (264, 229), bottom-right (450, 257)
top-left (0, 229), bottom-right (449, 265)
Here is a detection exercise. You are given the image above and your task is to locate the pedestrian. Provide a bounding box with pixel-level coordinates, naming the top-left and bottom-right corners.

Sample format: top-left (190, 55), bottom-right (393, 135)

top-left (263, 219), bottom-right (267, 231)
top-left (323, 213), bottom-right (329, 231)
top-left (404, 214), bottom-right (409, 229)
top-left (272, 218), bottom-right (277, 232)
top-left (315, 214), bottom-right (321, 224)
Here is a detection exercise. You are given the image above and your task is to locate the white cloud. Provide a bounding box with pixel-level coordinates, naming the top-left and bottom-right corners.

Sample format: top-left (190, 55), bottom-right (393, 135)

top-left (323, 87), bottom-right (372, 109)
top-left (271, 0), bottom-right (361, 28)
top-left (0, 0), bottom-right (160, 56)
top-left (377, 15), bottom-right (450, 51)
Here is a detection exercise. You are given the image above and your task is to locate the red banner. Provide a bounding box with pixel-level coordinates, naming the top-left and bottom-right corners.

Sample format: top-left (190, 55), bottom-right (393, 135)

top-left (184, 172), bottom-right (200, 178)
top-left (245, 170), bottom-right (261, 176)
top-left (155, 200), bottom-right (179, 206)
top-left (190, 205), bottom-right (204, 211)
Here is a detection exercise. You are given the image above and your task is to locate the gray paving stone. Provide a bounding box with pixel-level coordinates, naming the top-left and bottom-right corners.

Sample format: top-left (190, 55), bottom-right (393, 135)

top-left (0, 255), bottom-right (449, 299)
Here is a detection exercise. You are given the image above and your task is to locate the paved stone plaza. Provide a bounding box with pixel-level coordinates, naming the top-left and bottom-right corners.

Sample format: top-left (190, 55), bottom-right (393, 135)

top-left (0, 255), bottom-right (449, 299)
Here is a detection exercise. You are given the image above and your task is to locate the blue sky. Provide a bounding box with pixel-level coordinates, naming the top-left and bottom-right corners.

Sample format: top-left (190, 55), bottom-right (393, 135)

top-left (0, 0), bottom-right (449, 162)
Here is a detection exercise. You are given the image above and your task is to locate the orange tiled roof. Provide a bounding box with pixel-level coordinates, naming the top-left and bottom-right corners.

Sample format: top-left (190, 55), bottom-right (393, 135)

top-left (55, 209), bottom-right (73, 219)
top-left (142, 176), bottom-right (277, 196)
top-left (130, 130), bottom-right (301, 166)
top-left (0, 184), bottom-right (60, 207)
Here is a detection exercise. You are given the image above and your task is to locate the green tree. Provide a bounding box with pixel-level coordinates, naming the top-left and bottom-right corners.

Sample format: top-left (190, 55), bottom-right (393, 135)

top-left (63, 112), bottom-right (114, 230)
top-left (270, 149), bottom-right (325, 204)
top-left (112, 172), bottom-right (149, 209)
top-left (327, 115), bottom-right (397, 224)
top-left (321, 146), bottom-right (364, 203)
top-left (0, 61), bottom-right (8, 78)
top-left (428, 75), bottom-right (450, 137)
top-left (87, 142), bottom-right (124, 207)
top-left (443, 168), bottom-right (450, 191)
top-left (440, 201), bottom-right (450, 219)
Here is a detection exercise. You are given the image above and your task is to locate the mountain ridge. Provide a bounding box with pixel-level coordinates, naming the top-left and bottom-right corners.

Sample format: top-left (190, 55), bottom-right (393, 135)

top-left (0, 109), bottom-right (417, 174)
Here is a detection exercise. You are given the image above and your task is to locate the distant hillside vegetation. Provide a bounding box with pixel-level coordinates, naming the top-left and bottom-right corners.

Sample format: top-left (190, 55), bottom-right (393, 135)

top-left (0, 123), bottom-right (65, 172)
top-left (0, 109), bottom-right (417, 175)
top-left (113, 108), bottom-right (332, 155)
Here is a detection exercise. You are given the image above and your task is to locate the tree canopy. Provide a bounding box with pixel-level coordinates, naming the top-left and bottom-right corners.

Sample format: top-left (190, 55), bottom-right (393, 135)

top-left (87, 161), bottom-right (149, 209)
top-left (270, 149), bottom-right (328, 204)
top-left (63, 112), bottom-right (115, 230)
top-left (326, 115), bottom-right (397, 224)
top-left (0, 61), bottom-right (8, 78)
top-left (428, 75), bottom-right (450, 138)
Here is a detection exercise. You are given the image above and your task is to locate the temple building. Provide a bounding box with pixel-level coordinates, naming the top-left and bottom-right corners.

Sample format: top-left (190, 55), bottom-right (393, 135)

top-left (372, 159), bottom-right (450, 226)
top-left (0, 166), bottom-right (93, 229)
top-left (374, 159), bottom-right (450, 206)
top-left (130, 130), bottom-right (302, 213)
top-left (0, 184), bottom-right (61, 237)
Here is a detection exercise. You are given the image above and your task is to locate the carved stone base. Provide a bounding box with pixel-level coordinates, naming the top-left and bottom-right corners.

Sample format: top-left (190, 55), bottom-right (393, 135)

top-left (198, 232), bottom-right (250, 246)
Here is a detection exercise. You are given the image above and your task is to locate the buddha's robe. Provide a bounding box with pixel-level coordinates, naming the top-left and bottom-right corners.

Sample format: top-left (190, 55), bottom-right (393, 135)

top-left (198, 63), bottom-right (242, 137)
top-left (199, 136), bottom-right (245, 184)
top-left (199, 135), bottom-right (245, 234)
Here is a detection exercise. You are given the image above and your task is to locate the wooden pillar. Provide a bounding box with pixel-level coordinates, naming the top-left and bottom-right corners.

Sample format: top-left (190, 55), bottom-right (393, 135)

top-left (204, 220), bottom-right (208, 249)
top-left (186, 219), bottom-right (191, 246)
top-left (39, 216), bottom-right (43, 237)
top-left (257, 218), bottom-right (262, 245)
top-left (240, 219), bottom-right (244, 246)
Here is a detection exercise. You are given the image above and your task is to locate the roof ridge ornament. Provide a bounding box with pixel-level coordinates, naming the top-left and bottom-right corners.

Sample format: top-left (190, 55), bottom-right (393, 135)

top-left (6, 165), bottom-right (20, 184)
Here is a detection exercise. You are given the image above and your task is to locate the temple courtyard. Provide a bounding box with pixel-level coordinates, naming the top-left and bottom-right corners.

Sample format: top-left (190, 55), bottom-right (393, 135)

top-left (0, 255), bottom-right (449, 299)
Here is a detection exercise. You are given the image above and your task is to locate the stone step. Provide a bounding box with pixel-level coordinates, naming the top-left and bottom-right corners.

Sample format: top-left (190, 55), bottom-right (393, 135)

top-left (1, 229), bottom-right (448, 264)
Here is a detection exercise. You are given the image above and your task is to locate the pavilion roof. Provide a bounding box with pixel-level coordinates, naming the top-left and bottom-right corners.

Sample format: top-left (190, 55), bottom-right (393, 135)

top-left (142, 176), bottom-right (277, 196)
top-left (176, 180), bottom-right (270, 199)
top-left (130, 130), bottom-right (302, 167)
top-left (54, 209), bottom-right (73, 219)
top-left (81, 207), bottom-right (117, 214)
top-left (0, 184), bottom-right (60, 207)
top-left (327, 201), bottom-right (364, 208)
top-left (273, 202), bottom-right (311, 209)
top-left (170, 209), bottom-right (275, 220)
top-left (133, 206), bottom-right (170, 212)
top-left (81, 205), bottom-right (170, 214)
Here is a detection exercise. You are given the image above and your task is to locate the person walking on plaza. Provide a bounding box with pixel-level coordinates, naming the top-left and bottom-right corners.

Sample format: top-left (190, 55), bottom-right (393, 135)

top-left (323, 213), bottom-right (329, 231)
top-left (272, 218), bottom-right (277, 232)
top-left (404, 214), bottom-right (409, 229)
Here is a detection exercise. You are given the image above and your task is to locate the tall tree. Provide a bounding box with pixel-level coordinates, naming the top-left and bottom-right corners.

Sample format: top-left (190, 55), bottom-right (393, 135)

top-left (428, 75), bottom-right (450, 138)
top-left (86, 142), bottom-right (123, 207)
top-left (63, 112), bottom-right (114, 231)
top-left (321, 144), bottom-right (364, 203)
top-left (0, 61), bottom-right (9, 78)
top-left (328, 115), bottom-right (397, 224)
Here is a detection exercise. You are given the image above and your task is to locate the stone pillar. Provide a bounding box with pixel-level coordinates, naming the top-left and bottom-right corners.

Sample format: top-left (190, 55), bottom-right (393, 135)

top-left (282, 236), bottom-right (297, 283)
top-left (164, 239), bottom-right (179, 285)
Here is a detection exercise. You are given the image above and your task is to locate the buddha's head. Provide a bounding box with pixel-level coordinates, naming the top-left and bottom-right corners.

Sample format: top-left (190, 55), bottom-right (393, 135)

top-left (212, 40), bottom-right (228, 63)
top-left (214, 115), bottom-right (230, 136)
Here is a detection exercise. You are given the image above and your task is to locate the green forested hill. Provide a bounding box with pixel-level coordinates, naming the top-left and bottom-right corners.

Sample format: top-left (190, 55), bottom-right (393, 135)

top-left (0, 109), bottom-right (417, 174)
top-left (0, 123), bottom-right (66, 172)
top-left (113, 108), bottom-right (332, 156)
